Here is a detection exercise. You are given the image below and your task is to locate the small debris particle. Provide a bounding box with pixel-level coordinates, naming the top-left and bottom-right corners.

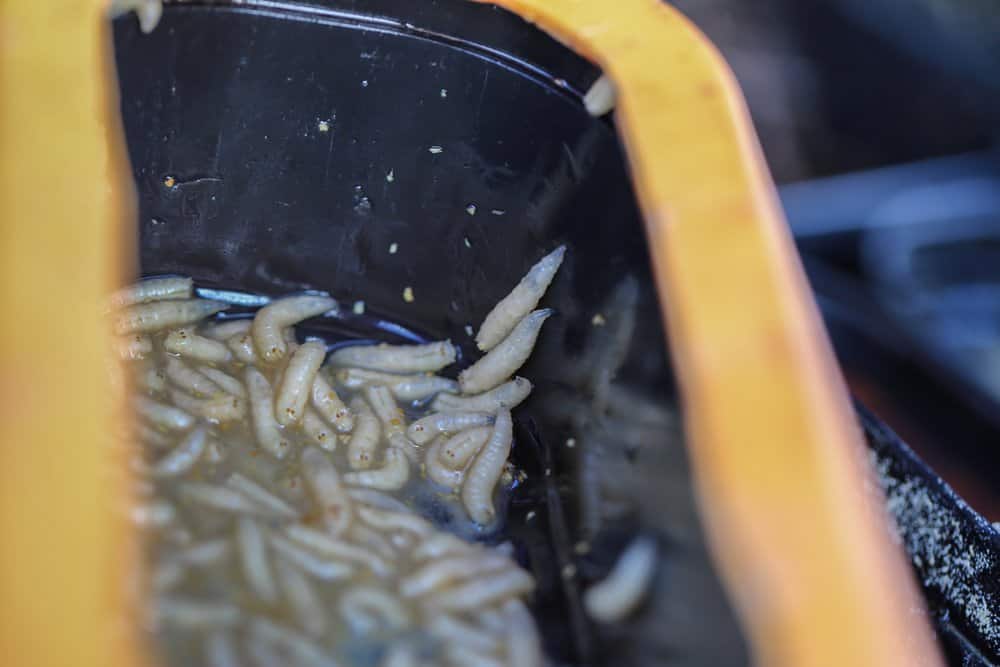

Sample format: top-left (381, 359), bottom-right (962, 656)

top-left (361, 80), bottom-right (369, 88)
top-left (561, 564), bottom-right (577, 579)
top-left (440, 88), bottom-right (448, 98)
top-left (463, 237), bottom-right (472, 248)
top-left (163, 175), bottom-right (176, 188)
top-left (402, 287), bottom-right (415, 303)
top-left (565, 437), bottom-right (577, 448)
top-left (352, 301), bottom-right (366, 315)
top-left (466, 203), bottom-right (477, 216)
top-left (429, 146), bottom-right (443, 154)
top-left (386, 169), bottom-right (394, 183)
top-left (464, 325), bottom-right (474, 337)
top-left (388, 242), bottom-right (398, 255)
top-left (317, 120), bottom-right (330, 133)
top-left (554, 78), bottom-right (569, 88)
top-left (574, 541), bottom-right (591, 555)
top-left (591, 313), bottom-right (607, 327)
top-left (544, 467), bottom-right (552, 477)
top-left (525, 510), bottom-right (536, 521)
top-left (490, 209), bottom-right (506, 216)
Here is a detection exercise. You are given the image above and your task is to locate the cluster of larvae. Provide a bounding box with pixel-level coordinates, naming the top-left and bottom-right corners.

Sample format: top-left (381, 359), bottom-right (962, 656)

top-left (114, 247), bottom-right (564, 667)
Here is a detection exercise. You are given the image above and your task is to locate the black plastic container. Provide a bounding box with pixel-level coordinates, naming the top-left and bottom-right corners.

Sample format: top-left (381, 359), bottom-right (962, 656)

top-left (113, 2), bottom-right (1000, 665)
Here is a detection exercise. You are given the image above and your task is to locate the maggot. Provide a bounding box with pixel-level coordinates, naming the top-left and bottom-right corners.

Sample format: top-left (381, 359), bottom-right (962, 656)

top-left (327, 340), bottom-right (457, 373)
top-left (364, 384), bottom-right (406, 436)
top-left (276, 559), bottom-right (326, 638)
top-left (252, 295), bottom-right (336, 363)
top-left (475, 245), bottom-right (564, 351)
top-left (424, 437), bottom-right (465, 490)
top-left (227, 333), bottom-right (258, 364)
top-left (302, 408), bottom-right (335, 451)
top-left (244, 367), bottom-right (291, 459)
top-left (343, 447), bottom-right (410, 491)
top-left (115, 334), bottom-right (153, 361)
top-left (460, 310), bottom-right (551, 394)
top-left (432, 377), bottom-right (532, 413)
top-left (151, 426), bottom-right (208, 478)
top-left (164, 327), bottom-right (233, 364)
top-left (196, 366), bottom-right (246, 398)
top-left (399, 553), bottom-right (513, 598)
top-left (461, 408), bottom-right (512, 525)
top-left (201, 318), bottom-right (252, 341)
top-left (335, 367), bottom-right (458, 401)
top-left (438, 426), bottom-right (491, 470)
top-left (115, 299), bottom-right (228, 335)
top-left (406, 411), bottom-right (494, 446)
top-left (269, 535), bottom-right (354, 581)
top-left (583, 536), bottom-right (658, 623)
top-left (300, 446), bottom-right (352, 537)
top-left (285, 524), bottom-right (393, 578)
top-left (164, 357), bottom-right (223, 397)
top-left (179, 483), bottom-right (286, 518)
top-left (583, 74), bottom-right (616, 117)
top-left (169, 389), bottom-right (245, 423)
top-left (134, 397), bottom-right (194, 431)
top-left (347, 396), bottom-right (381, 470)
top-left (425, 567), bottom-right (534, 612)
top-left (236, 517), bottom-right (279, 603)
top-left (224, 473), bottom-right (300, 520)
top-left (249, 617), bottom-right (339, 667)
top-left (427, 614), bottom-right (502, 654)
top-left (156, 597), bottom-right (241, 629)
top-left (338, 586), bottom-right (410, 635)
top-left (275, 341), bottom-right (325, 426)
top-left (109, 276), bottom-right (193, 309)
top-left (311, 373), bottom-right (353, 433)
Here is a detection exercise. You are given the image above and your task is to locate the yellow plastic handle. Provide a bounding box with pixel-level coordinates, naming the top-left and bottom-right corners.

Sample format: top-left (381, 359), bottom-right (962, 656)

top-left (479, 1), bottom-right (944, 665)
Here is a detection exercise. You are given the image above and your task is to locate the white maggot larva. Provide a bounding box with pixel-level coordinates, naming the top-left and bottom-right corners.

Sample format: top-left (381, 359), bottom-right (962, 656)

top-left (348, 523), bottom-right (396, 562)
top-left (346, 487), bottom-right (411, 514)
top-left (438, 426), bottom-right (492, 470)
top-left (343, 447), bottom-right (409, 491)
top-left (169, 389), bottom-right (246, 423)
top-left (109, 276), bottom-right (194, 309)
top-left (347, 396), bottom-right (381, 470)
top-left (364, 384), bottom-right (406, 435)
top-left (311, 373), bottom-right (353, 433)
top-left (381, 645), bottom-right (418, 667)
top-left (225, 473), bottom-right (300, 520)
top-left (302, 408), bottom-right (336, 451)
top-left (432, 377), bottom-right (532, 413)
top-left (583, 74), bottom-right (616, 117)
top-left (424, 438), bottom-right (465, 490)
top-left (252, 295), bottom-right (337, 363)
top-left (300, 446), bottom-right (352, 537)
top-left (444, 645), bottom-right (505, 667)
top-left (327, 340), bottom-right (457, 373)
top-left (428, 614), bottom-right (502, 653)
top-left (151, 426), bottom-right (208, 478)
top-left (197, 366), bottom-right (246, 398)
top-left (249, 617), bottom-right (340, 667)
top-left (338, 586), bottom-right (410, 635)
top-left (137, 364), bottom-right (167, 393)
top-left (164, 327), bottom-right (233, 364)
top-left (462, 408), bottom-right (513, 525)
top-left (152, 561), bottom-right (185, 592)
top-left (115, 334), bottom-right (153, 361)
top-left (179, 483), bottom-right (286, 518)
top-left (475, 245), bottom-right (564, 351)
top-left (425, 567), bottom-right (535, 612)
top-left (227, 332), bottom-right (258, 364)
top-left (175, 539), bottom-right (231, 567)
top-left (399, 553), bottom-right (512, 598)
top-left (503, 599), bottom-right (544, 667)
top-left (276, 559), bottom-right (326, 638)
top-left (130, 500), bottom-right (176, 528)
top-left (356, 506), bottom-right (431, 538)
top-left (156, 597), bottom-right (241, 629)
top-left (582, 536), bottom-right (658, 623)
top-left (164, 357), bottom-right (223, 397)
top-left (236, 517), bottom-right (279, 603)
top-left (202, 318), bottom-right (252, 341)
top-left (134, 397), bottom-right (194, 431)
top-left (335, 368), bottom-right (458, 401)
top-left (269, 535), bottom-right (354, 581)
top-left (203, 630), bottom-right (240, 667)
top-left (137, 423), bottom-right (172, 449)
top-left (412, 533), bottom-right (468, 561)
top-left (275, 341), bottom-right (325, 426)
top-left (285, 524), bottom-right (394, 578)
top-left (115, 298), bottom-right (228, 335)
top-left (245, 367), bottom-right (291, 459)
top-left (406, 411), bottom-right (494, 446)
top-left (461, 310), bottom-right (551, 394)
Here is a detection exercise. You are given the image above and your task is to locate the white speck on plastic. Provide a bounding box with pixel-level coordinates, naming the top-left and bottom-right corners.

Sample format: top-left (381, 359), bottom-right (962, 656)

top-left (429, 146), bottom-right (443, 154)
top-left (562, 564), bottom-right (577, 579)
top-left (464, 325), bottom-right (474, 337)
top-left (526, 510), bottom-right (536, 521)
top-left (591, 313), bottom-right (606, 327)
top-left (440, 89), bottom-right (448, 98)
top-left (386, 169), bottom-right (394, 183)
top-left (465, 204), bottom-right (477, 216)
top-left (463, 237), bottom-right (472, 248)
top-left (361, 80), bottom-right (369, 88)
top-left (317, 120), bottom-right (330, 133)
top-left (566, 438), bottom-right (577, 448)
top-left (491, 209), bottom-right (505, 216)
top-left (353, 301), bottom-right (366, 315)
top-left (402, 287), bottom-right (415, 303)
top-left (389, 243), bottom-right (398, 255)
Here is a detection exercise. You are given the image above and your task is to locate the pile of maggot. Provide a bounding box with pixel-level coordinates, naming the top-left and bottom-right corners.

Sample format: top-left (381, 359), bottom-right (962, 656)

top-left (115, 247), bottom-right (565, 667)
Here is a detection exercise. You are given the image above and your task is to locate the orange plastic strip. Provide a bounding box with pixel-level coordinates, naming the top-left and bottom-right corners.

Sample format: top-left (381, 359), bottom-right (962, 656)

top-left (478, 1), bottom-right (944, 666)
top-left (0, 2), bottom-right (145, 667)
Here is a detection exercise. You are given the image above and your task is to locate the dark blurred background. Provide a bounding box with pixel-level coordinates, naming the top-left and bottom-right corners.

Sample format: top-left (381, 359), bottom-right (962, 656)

top-left (673, 0), bottom-right (1000, 520)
